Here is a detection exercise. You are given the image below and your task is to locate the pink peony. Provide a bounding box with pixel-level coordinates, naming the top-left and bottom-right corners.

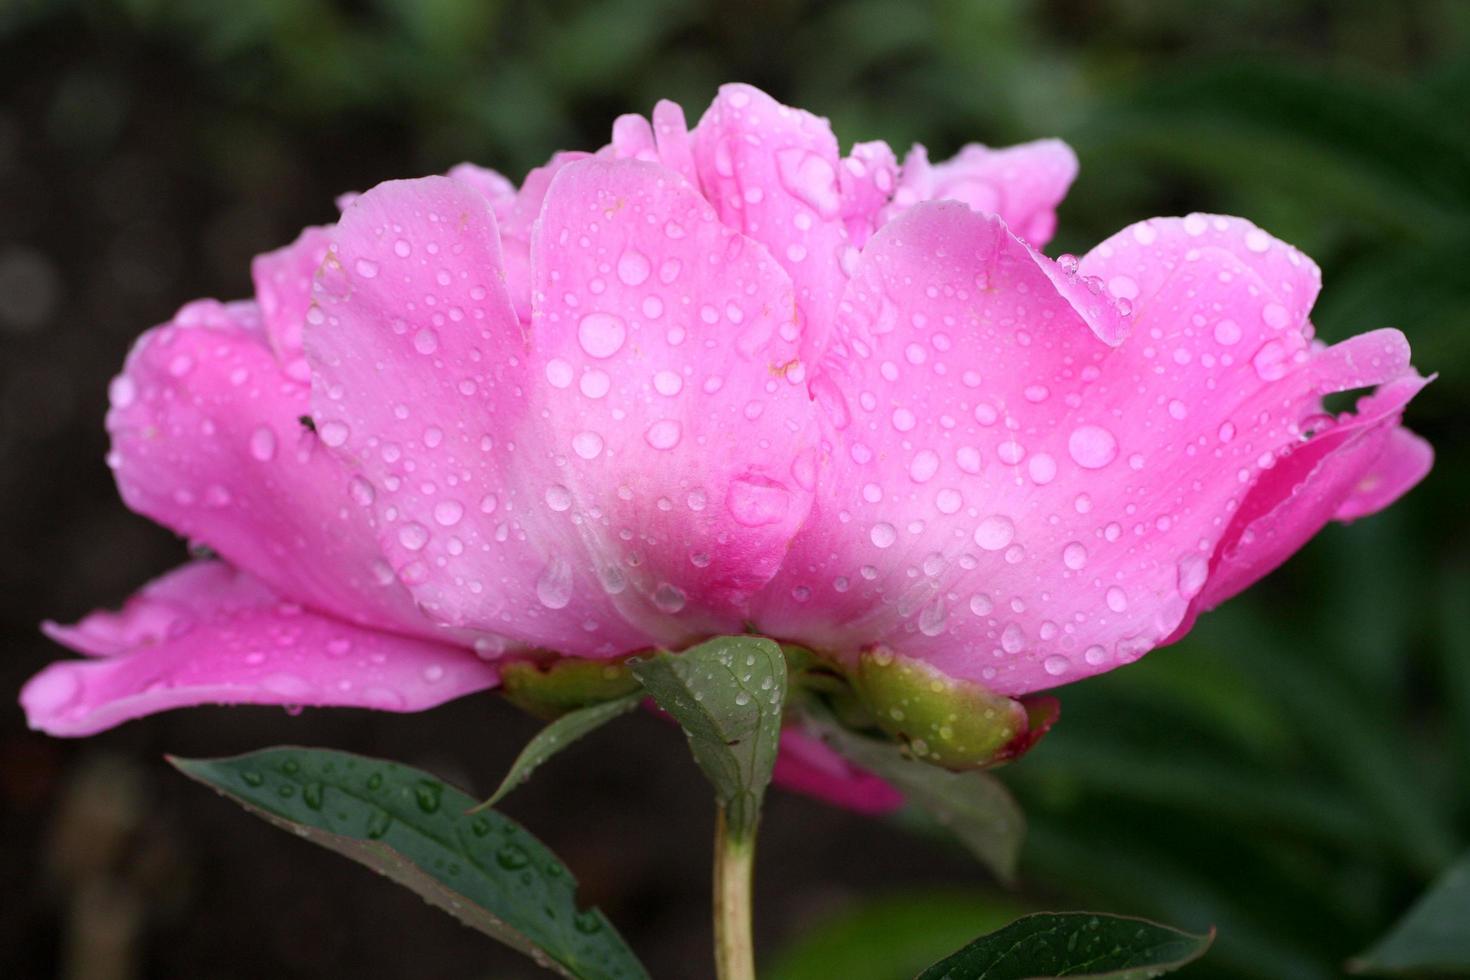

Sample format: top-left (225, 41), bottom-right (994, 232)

top-left (23, 86), bottom-right (1430, 802)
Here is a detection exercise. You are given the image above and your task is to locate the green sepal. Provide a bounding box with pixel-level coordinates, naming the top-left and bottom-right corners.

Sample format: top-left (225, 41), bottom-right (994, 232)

top-left (852, 646), bottom-right (1034, 770)
top-left (501, 656), bottom-right (642, 720)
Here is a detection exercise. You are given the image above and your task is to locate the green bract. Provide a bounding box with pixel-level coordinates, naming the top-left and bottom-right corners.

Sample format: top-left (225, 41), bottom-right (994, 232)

top-left (852, 647), bottom-right (1030, 770)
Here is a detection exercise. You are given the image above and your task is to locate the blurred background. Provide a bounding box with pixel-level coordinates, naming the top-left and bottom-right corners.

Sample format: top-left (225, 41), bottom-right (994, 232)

top-left (2, 1), bottom-right (1467, 977)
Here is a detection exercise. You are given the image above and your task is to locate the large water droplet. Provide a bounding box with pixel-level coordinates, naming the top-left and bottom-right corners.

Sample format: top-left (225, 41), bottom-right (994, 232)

top-left (536, 559), bottom-right (574, 609)
top-left (1068, 425), bottom-right (1118, 469)
top-left (973, 515), bottom-right (1015, 551)
top-left (726, 476), bottom-right (792, 528)
top-left (644, 419), bottom-right (682, 450)
top-left (249, 426), bottom-right (277, 462)
top-left (578, 313), bottom-right (627, 358)
top-left (652, 583), bottom-right (687, 614)
top-left (616, 249), bottom-right (651, 286)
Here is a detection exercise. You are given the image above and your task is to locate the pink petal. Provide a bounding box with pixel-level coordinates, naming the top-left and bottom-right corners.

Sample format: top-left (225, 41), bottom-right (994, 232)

top-left (496, 151), bottom-right (594, 323)
top-left (752, 201), bottom-right (1132, 695)
top-left (691, 83), bottom-right (855, 366)
top-left (107, 298), bottom-right (430, 637)
top-left (839, 140), bottom-right (901, 249)
top-left (607, 113), bottom-right (659, 162)
top-left (251, 225), bottom-right (332, 384)
top-left (1188, 375), bottom-right (1430, 617)
top-left (753, 206), bottom-right (1415, 697)
top-left (24, 562), bottom-right (496, 737)
top-left (772, 728), bottom-right (904, 814)
top-left (652, 99), bottom-right (700, 188)
top-left (446, 162), bottom-right (518, 222)
top-left (1334, 425), bottom-right (1432, 522)
top-left (307, 175), bottom-right (655, 657)
top-left (527, 157), bottom-right (819, 639)
top-left (885, 140), bottom-right (1079, 248)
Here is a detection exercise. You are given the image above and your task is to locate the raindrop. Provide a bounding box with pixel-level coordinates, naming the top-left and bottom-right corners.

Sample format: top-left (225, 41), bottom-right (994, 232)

top-left (536, 559), bottom-right (574, 609)
top-left (973, 515), bottom-right (1015, 551)
top-left (1067, 425), bottom-right (1117, 469)
top-left (578, 313), bottom-right (627, 358)
top-left (644, 419), bottom-right (682, 450)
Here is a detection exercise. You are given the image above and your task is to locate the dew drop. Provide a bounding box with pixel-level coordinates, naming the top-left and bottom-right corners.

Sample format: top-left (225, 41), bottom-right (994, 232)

top-left (535, 559), bottom-right (574, 609)
top-left (1068, 425), bottom-right (1118, 469)
top-left (616, 249), bottom-right (651, 286)
top-left (644, 419), bottom-right (682, 450)
top-left (578, 312), bottom-right (627, 358)
top-left (973, 515), bottom-right (1015, 551)
top-left (249, 426), bottom-right (277, 462)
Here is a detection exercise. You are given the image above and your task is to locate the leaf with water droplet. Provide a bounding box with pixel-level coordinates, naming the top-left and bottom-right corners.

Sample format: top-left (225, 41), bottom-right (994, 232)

top-left (471, 691), bottom-right (642, 813)
top-left (628, 636), bottom-right (786, 840)
top-left (798, 699), bottom-right (1025, 883)
top-left (915, 911), bottom-right (1213, 979)
top-left (169, 748), bottom-right (648, 980)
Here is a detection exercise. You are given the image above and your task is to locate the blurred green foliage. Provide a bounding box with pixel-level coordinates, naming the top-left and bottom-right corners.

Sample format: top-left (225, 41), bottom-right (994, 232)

top-left (3, 1), bottom-right (1468, 978)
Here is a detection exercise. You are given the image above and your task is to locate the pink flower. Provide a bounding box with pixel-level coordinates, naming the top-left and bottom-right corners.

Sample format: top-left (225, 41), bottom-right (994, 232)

top-left (23, 86), bottom-right (1430, 806)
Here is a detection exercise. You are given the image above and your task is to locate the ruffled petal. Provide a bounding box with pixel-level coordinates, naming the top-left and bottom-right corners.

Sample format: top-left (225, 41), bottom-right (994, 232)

top-left (1334, 424), bottom-right (1432, 522)
top-left (107, 299), bottom-right (429, 636)
top-left (692, 83), bottom-right (855, 366)
top-left (445, 162), bottom-right (519, 222)
top-left (250, 225), bottom-right (332, 384)
top-left (24, 562), bottom-right (496, 737)
top-left (753, 201), bottom-right (1133, 694)
top-left (753, 205), bottom-right (1421, 696)
top-left (526, 157), bottom-right (818, 639)
top-left (306, 175), bottom-right (654, 657)
top-left (1189, 375), bottom-right (1430, 616)
top-left (886, 140), bottom-right (1078, 248)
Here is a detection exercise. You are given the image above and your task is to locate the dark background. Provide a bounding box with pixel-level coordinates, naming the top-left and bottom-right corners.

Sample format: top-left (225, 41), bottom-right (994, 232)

top-left (2, 1), bottom-right (1468, 978)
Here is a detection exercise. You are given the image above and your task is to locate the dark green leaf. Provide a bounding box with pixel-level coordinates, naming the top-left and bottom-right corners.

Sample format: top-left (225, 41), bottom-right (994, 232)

top-left (767, 889), bottom-right (1033, 980)
top-left (473, 692), bottom-right (642, 812)
top-left (916, 911), bottom-right (1214, 980)
top-left (628, 636), bottom-right (786, 839)
top-left (1350, 849), bottom-right (1470, 976)
top-left (170, 747), bottom-right (648, 980)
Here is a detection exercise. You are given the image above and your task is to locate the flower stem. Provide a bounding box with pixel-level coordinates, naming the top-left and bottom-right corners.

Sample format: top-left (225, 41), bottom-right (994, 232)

top-left (713, 806), bottom-right (756, 980)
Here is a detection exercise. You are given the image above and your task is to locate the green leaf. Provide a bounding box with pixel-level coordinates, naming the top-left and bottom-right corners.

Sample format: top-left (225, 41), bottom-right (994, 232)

top-left (170, 747), bottom-right (648, 980)
top-left (1350, 849), bottom-right (1470, 976)
top-left (473, 692), bottom-right (642, 812)
top-left (916, 911), bottom-right (1214, 980)
top-left (767, 889), bottom-right (1033, 980)
top-left (628, 636), bottom-right (786, 839)
top-left (801, 702), bottom-right (1024, 882)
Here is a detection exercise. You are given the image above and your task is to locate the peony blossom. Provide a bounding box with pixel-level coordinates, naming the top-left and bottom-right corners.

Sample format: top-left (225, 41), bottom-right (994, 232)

top-left (22, 85), bottom-right (1430, 803)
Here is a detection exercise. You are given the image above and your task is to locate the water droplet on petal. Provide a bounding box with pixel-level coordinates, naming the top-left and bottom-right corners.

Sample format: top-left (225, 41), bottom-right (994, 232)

top-left (616, 249), bottom-right (651, 286)
top-left (1068, 425), bottom-right (1117, 469)
top-left (726, 476), bottom-right (791, 528)
top-left (536, 559), bottom-right (574, 609)
top-left (433, 500), bottom-right (464, 527)
top-left (973, 515), bottom-right (1015, 551)
top-left (249, 426), bottom-right (277, 461)
top-left (572, 431), bottom-right (604, 459)
top-left (578, 313), bottom-right (627, 358)
top-left (652, 583), bottom-right (687, 614)
top-left (644, 419), bottom-right (681, 450)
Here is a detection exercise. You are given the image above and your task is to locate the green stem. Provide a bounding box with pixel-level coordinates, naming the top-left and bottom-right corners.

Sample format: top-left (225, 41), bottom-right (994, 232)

top-left (713, 806), bottom-right (756, 980)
